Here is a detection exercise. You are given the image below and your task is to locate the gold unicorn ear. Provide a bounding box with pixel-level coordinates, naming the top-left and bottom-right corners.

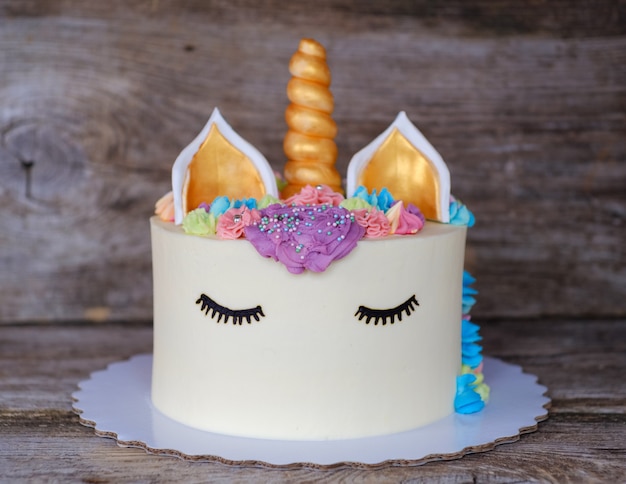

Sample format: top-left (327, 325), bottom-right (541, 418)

top-left (346, 112), bottom-right (450, 223)
top-left (171, 108), bottom-right (278, 224)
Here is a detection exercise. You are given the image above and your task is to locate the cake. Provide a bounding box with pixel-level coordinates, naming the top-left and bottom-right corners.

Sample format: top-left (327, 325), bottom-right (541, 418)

top-left (150, 38), bottom-right (489, 441)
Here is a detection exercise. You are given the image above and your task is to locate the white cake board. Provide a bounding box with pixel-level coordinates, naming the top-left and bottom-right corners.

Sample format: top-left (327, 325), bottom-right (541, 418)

top-left (72, 355), bottom-right (549, 469)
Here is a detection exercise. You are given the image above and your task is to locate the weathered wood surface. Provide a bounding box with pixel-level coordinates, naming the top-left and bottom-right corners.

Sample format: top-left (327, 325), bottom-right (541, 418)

top-left (1, 319), bottom-right (624, 481)
top-left (1, 1), bottom-right (625, 323)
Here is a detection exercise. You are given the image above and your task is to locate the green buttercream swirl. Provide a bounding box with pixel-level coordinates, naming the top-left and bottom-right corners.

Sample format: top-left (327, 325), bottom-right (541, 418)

top-left (257, 194), bottom-right (281, 209)
top-left (339, 197), bottom-right (373, 211)
top-left (182, 208), bottom-right (217, 236)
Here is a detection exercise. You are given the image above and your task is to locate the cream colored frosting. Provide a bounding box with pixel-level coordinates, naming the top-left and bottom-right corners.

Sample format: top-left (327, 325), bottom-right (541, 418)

top-left (151, 217), bottom-right (467, 440)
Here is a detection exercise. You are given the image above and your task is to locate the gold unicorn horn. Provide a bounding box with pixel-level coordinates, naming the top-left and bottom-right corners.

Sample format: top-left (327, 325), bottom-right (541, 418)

top-left (281, 39), bottom-right (342, 198)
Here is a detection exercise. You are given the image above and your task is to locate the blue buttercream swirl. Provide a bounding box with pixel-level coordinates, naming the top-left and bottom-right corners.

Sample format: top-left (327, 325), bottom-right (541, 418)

top-left (449, 198), bottom-right (475, 227)
top-left (352, 186), bottom-right (395, 212)
top-left (208, 196), bottom-right (231, 216)
top-left (208, 196), bottom-right (258, 217)
top-left (461, 318), bottom-right (484, 368)
top-left (232, 198), bottom-right (258, 210)
top-left (462, 270), bottom-right (478, 315)
top-left (461, 271), bottom-right (482, 368)
top-left (463, 270), bottom-right (476, 288)
top-left (455, 268), bottom-right (489, 414)
top-left (455, 374), bottom-right (485, 414)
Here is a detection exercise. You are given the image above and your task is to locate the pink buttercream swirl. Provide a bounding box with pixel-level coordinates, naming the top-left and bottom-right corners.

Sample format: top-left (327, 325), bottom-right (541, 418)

top-left (216, 207), bottom-right (261, 239)
top-left (284, 184), bottom-right (345, 207)
top-left (386, 201), bottom-right (425, 235)
top-left (352, 208), bottom-right (391, 238)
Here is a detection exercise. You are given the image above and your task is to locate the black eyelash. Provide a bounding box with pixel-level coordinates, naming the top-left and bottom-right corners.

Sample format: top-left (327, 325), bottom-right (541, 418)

top-left (196, 294), bottom-right (265, 325)
top-left (354, 295), bottom-right (419, 326)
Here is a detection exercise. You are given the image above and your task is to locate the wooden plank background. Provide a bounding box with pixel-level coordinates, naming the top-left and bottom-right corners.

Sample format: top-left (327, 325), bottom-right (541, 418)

top-left (1, 0), bottom-right (624, 323)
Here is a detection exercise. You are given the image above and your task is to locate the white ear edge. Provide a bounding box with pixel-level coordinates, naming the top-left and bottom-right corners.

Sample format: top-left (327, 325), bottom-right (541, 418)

top-left (346, 111), bottom-right (450, 223)
top-left (172, 108), bottom-right (278, 224)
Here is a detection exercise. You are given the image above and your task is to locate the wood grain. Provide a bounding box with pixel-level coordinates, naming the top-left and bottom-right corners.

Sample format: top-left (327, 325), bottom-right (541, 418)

top-left (1, 0), bottom-right (625, 322)
top-left (1, 319), bottom-right (625, 481)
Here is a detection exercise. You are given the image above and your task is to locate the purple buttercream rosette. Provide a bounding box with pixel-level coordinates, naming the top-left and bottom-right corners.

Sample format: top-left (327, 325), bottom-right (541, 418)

top-left (244, 203), bottom-right (365, 274)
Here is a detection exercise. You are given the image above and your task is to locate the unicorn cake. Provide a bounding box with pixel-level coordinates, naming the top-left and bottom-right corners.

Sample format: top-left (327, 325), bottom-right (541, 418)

top-left (150, 38), bottom-right (488, 441)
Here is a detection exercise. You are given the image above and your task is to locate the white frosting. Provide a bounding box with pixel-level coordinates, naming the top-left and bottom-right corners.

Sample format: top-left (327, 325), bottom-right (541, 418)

top-left (151, 217), bottom-right (466, 440)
